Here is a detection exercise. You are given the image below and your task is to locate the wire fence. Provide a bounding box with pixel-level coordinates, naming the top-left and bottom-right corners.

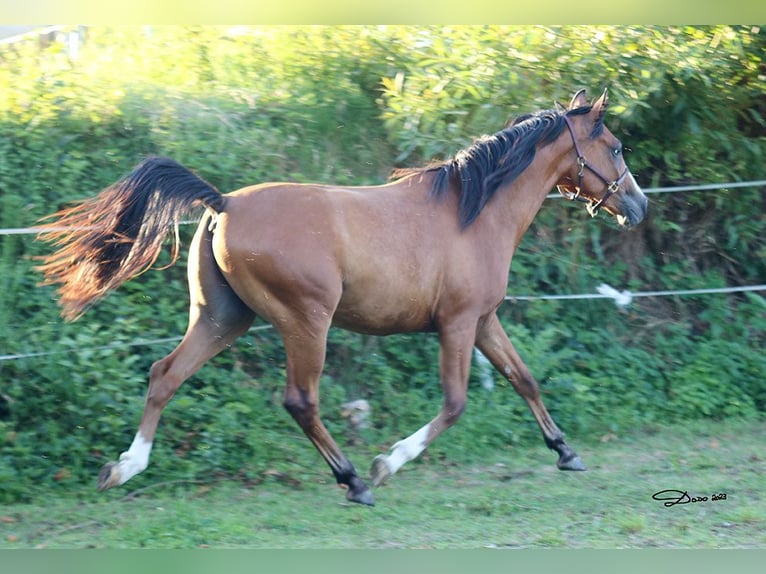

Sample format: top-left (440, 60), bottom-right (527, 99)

top-left (547, 179), bottom-right (766, 198)
top-left (0, 326), bottom-right (274, 363)
top-left (505, 284), bottom-right (766, 305)
top-left (1, 179), bottom-right (764, 362)
top-left (2, 283), bottom-right (764, 363)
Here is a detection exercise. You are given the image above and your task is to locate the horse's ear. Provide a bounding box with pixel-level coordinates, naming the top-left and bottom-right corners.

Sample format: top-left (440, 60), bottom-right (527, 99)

top-left (592, 87), bottom-right (609, 112)
top-left (555, 100), bottom-right (567, 113)
top-left (591, 87), bottom-right (609, 128)
top-left (568, 89), bottom-right (588, 110)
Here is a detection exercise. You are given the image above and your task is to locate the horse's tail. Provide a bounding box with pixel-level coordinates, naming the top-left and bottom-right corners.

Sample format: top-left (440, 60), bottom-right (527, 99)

top-left (36, 156), bottom-right (224, 321)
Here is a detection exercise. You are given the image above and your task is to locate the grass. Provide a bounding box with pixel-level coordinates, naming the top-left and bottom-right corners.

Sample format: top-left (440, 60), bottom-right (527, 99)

top-left (1, 418), bottom-right (764, 549)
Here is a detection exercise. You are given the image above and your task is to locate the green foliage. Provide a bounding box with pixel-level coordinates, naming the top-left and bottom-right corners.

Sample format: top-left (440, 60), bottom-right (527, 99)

top-left (1, 26), bottom-right (764, 503)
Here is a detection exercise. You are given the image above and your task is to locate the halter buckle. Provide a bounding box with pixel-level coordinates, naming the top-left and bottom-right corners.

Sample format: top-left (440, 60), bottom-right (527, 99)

top-left (577, 156), bottom-right (586, 178)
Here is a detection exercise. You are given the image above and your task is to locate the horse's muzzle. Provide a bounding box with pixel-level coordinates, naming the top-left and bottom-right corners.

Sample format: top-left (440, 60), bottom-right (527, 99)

top-left (616, 187), bottom-right (649, 227)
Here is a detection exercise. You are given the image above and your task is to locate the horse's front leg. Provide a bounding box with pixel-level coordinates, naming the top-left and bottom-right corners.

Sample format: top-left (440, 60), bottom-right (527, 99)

top-left (475, 313), bottom-right (586, 471)
top-left (370, 317), bottom-right (476, 486)
top-left (279, 318), bottom-right (375, 506)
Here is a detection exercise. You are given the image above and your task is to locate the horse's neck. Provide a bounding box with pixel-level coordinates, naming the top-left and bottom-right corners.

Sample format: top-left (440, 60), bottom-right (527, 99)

top-left (483, 143), bottom-right (566, 253)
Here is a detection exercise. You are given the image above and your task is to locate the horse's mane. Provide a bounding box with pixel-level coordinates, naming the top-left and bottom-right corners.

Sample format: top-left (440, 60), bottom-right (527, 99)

top-left (391, 105), bottom-right (595, 227)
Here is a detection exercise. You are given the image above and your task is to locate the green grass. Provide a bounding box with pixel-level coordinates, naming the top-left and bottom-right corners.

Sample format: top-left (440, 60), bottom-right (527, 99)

top-left (1, 418), bottom-right (764, 549)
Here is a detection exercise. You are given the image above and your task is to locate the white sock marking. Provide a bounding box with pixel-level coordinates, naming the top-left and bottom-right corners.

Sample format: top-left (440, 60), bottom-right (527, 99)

top-left (117, 432), bottom-right (153, 485)
top-left (383, 423), bottom-right (430, 476)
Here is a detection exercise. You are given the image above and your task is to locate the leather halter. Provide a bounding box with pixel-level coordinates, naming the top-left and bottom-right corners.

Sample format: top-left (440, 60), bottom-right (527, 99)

top-left (561, 114), bottom-right (629, 217)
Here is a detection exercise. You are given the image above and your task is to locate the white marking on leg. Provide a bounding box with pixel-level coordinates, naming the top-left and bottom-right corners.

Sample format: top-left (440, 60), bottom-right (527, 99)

top-left (116, 432), bottom-right (153, 485)
top-left (381, 423), bottom-right (430, 477)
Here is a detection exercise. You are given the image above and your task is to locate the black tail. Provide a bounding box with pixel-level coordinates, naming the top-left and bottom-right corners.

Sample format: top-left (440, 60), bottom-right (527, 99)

top-left (36, 156), bottom-right (223, 320)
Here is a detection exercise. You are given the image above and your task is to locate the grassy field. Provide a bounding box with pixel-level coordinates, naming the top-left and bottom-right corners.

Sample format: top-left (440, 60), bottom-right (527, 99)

top-left (1, 418), bottom-right (764, 549)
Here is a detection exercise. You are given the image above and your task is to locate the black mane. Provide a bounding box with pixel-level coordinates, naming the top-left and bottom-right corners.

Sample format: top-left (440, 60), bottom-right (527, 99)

top-left (393, 105), bottom-right (593, 227)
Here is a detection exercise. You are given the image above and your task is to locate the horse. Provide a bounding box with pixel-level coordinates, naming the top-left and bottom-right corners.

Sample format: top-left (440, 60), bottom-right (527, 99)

top-left (36, 88), bottom-right (648, 506)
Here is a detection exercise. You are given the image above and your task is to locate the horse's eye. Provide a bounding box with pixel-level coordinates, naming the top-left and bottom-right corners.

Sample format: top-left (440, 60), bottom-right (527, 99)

top-left (612, 146), bottom-right (622, 157)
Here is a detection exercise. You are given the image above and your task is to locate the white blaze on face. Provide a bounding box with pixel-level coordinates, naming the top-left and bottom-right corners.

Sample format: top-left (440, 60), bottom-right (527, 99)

top-left (626, 171), bottom-right (642, 194)
top-left (116, 432), bottom-right (153, 485)
top-left (381, 423), bottom-right (431, 476)
top-left (623, 171), bottom-right (645, 199)
top-left (622, 171), bottom-right (648, 225)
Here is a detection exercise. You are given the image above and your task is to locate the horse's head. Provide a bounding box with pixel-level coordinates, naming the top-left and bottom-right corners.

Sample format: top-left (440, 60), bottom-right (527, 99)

top-left (556, 88), bottom-right (648, 227)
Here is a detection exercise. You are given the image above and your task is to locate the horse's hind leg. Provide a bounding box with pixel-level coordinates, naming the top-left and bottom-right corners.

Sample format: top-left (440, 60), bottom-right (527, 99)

top-left (474, 313), bottom-right (586, 471)
top-left (98, 215), bottom-right (255, 490)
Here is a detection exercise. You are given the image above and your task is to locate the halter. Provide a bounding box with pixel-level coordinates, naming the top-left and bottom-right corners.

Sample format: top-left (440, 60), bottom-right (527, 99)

top-left (561, 114), bottom-right (629, 217)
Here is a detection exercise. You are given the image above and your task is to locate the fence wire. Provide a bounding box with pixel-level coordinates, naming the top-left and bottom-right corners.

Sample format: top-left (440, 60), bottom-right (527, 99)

top-left (2, 180), bottom-right (765, 237)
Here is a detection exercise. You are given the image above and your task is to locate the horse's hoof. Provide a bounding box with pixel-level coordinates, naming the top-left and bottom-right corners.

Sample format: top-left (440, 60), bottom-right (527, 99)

top-left (370, 455), bottom-right (392, 487)
top-left (347, 486), bottom-right (375, 506)
top-left (344, 474), bottom-right (375, 506)
top-left (558, 454), bottom-right (587, 471)
top-left (97, 461), bottom-right (121, 490)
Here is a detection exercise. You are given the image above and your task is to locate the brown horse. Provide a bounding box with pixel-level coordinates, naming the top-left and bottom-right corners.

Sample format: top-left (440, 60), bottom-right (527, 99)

top-left (37, 89), bottom-right (647, 506)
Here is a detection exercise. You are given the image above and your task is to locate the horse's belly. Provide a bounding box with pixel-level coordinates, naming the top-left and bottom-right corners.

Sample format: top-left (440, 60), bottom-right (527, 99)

top-left (332, 289), bottom-right (436, 335)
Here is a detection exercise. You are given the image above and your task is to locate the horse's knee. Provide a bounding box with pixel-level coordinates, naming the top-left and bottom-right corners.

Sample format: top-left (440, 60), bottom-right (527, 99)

top-left (510, 371), bottom-right (541, 400)
top-left (283, 391), bottom-right (318, 425)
